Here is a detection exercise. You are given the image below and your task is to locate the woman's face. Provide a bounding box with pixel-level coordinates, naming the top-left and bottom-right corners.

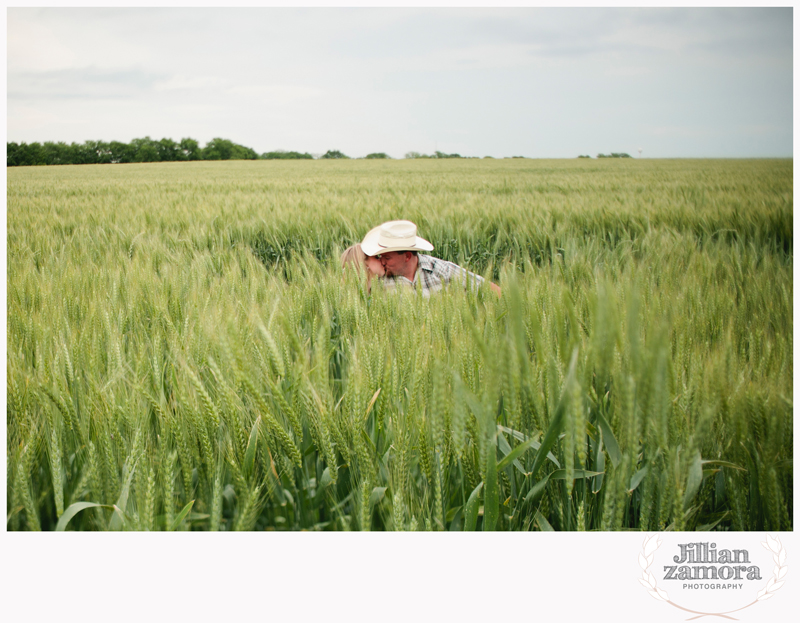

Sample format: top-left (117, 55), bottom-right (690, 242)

top-left (366, 256), bottom-right (385, 277)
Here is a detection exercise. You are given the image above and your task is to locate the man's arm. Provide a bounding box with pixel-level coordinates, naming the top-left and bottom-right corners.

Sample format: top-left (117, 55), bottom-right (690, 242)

top-left (445, 259), bottom-right (501, 297)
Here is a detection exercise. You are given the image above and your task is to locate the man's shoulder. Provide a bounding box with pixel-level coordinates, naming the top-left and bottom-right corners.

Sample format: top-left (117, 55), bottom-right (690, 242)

top-left (418, 254), bottom-right (455, 272)
top-left (419, 255), bottom-right (485, 288)
top-left (418, 254), bottom-right (437, 271)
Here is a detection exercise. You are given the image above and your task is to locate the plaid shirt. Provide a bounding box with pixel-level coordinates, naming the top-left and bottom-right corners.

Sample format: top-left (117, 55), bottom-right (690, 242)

top-left (381, 254), bottom-right (484, 297)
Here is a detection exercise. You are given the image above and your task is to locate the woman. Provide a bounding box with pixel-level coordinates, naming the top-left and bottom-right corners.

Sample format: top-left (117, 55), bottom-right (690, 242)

top-left (340, 242), bottom-right (385, 291)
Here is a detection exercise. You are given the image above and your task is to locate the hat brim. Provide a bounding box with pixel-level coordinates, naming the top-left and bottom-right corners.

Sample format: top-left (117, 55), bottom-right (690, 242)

top-left (361, 226), bottom-right (434, 256)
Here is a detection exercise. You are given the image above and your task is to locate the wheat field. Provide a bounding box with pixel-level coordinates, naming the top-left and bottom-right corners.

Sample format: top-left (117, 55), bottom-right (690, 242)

top-left (6, 158), bottom-right (792, 531)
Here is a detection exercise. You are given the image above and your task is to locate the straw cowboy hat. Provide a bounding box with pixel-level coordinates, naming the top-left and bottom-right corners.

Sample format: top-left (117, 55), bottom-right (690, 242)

top-left (361, 220), bottom-right (434, 256)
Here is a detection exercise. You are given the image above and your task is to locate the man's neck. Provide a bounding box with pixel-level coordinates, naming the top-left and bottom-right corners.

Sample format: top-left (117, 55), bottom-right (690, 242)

top-left (399, 254), bottom-right (419, 281)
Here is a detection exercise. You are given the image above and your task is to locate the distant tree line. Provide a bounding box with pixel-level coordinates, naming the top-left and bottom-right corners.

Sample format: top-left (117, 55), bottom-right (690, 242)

top-left (578, 153), bottom-right (632, 159)
top-left (597, 153), bottom-right (632, 158)
top-left (6, 138), bottom-right (521, 166)
top-left (320, 150), bottom-right (349, 159)
top-left (404, 150), bottom-right (463, 159)
top-left (261, 150), bottom-right (314, 160)
top-left (6, 137), bottom-right (261, 167)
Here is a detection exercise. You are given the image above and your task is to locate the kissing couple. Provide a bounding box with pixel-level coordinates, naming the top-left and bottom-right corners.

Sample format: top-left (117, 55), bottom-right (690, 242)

top-left (341, 220), bottom-right (501, 297)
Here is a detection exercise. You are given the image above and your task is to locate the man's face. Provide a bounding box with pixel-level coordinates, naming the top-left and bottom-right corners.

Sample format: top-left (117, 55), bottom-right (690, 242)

top-left (378, 251), bottom-right (408, 277)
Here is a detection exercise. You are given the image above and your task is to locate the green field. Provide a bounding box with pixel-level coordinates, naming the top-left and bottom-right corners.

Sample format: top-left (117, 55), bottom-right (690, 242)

top-left (6, 158), bottom-right (793, 531)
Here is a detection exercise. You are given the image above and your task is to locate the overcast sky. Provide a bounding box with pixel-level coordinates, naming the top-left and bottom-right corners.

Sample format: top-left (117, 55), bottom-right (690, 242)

top-left (5, 7), bottom-right (793, 159)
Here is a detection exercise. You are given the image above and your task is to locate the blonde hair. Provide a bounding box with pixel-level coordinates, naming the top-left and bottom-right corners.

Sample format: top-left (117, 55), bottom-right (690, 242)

top-left (340, 243), bottom-right (375, 291)
top-left (340, 243), bottom-right (367, 272)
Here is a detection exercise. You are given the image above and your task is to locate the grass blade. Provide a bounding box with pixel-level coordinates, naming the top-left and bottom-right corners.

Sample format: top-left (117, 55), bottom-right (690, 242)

top-left (535, 510), bottom-right (554, 531)
top-left (523, 473), bottom-right (552, 506)
top-left (683, 450), bottom-right (704, 510)
top-left (244, 416), bottom-right (261, 482)
top-left (497, 432), bottom-right (538, 473)
top-left (701, 460), bottom-right (746, 472)
top-left (364, 388), bottom-right (381, 421)
top-left (170, 500), bottom-right (195, 531)
top-left (498, 426), bottom-right (560, 468)
top-left (628, 467), bottom-right (648, 493)
top-left (530, 349), bottom-right (578, 480)
top-left (56, 502), bottom-right (113, 531)
top-left (109, 460), bottom-right (137, 531)
top-left (548, 469), bottom-right (604, 480)
top-left (464, 482), bottom-right (483, 531)
top-left (483, 430), bottom-right (499, 531)
top-left (369, 486), bottom-right (387, 507)
top-left (595, 411), bottom-right (621, 468)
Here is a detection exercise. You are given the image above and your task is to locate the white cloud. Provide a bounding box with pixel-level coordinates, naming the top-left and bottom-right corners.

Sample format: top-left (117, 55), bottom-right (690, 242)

top-left (6, 11), bottom-right (78, 72)
top-left (645, 124), bottom-right (717, 138)
top-left (225, 84), bottom-right (324, 103)
top-left (5, 7), bottom-right (793, 157)
top-left (8, 67), bottom-right (163, 101)
top-left (154, 75), bottom-right (227, 92)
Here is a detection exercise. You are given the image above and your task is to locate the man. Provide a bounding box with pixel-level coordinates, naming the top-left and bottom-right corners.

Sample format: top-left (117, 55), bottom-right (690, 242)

top-left (360, 220), bottom-right (501, 297)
